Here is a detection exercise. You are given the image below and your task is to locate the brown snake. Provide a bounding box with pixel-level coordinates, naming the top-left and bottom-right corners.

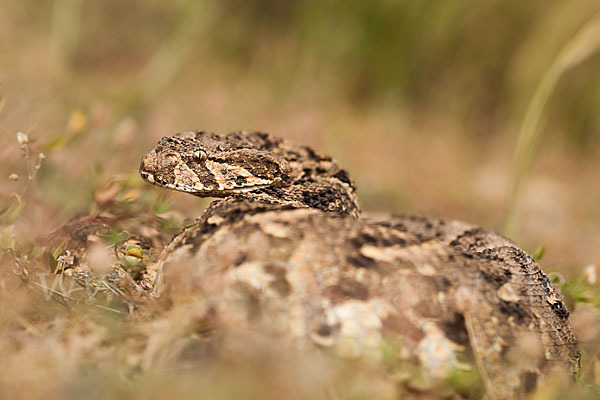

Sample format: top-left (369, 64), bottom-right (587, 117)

top-left (138, 130), bottom-right (580, 398)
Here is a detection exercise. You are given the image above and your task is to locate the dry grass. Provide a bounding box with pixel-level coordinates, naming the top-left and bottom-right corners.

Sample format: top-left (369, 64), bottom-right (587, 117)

top-left (503, 12), bottom-right (600, 236)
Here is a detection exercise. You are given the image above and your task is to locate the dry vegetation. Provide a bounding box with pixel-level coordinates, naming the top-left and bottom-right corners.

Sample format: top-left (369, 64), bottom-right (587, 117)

top-left (1, 1), bottom-right (600, 398)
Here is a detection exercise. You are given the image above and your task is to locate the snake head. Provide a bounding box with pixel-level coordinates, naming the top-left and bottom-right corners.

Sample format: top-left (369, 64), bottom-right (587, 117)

top-left (140, 131), bottom-right (292, 196)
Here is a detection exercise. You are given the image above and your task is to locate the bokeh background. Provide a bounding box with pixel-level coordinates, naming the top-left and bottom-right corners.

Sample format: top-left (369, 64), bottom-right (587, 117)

top-left (1, 1), bottom-right (600, 398)
top-left (3, 0), bottom-right (600, 268)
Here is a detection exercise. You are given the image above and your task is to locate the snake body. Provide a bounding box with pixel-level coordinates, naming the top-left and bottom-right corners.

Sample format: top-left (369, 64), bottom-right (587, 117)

top-left (138, 131), bottom-right (580, 398)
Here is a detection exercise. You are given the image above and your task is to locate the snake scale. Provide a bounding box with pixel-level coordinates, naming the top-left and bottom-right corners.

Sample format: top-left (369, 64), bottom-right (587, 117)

top-left (137, 131), bottom-right (580, 398)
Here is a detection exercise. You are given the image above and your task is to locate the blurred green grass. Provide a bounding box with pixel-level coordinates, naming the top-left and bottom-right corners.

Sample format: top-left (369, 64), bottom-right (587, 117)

top-left (1, 1), bottom-right (600, 398)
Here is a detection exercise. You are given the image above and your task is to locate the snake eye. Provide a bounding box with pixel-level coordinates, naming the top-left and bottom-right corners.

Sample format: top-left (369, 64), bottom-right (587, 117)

top-left (194, 150), bottom-right (207, 160)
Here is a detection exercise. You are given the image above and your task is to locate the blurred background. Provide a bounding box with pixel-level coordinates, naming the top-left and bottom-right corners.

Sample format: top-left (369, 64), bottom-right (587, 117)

top-left (1, 0), bottom-right (599, 274)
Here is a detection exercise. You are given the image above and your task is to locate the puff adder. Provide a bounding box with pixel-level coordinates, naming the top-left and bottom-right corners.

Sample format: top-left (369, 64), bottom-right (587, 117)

top-left (140, 130), bottom-right (580, 398)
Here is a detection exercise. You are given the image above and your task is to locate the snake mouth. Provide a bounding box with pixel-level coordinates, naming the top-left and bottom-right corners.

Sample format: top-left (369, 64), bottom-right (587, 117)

top-left (140, 169), bottom-right (269, 196)
top-left (139, 170), bottom-right (156, 183)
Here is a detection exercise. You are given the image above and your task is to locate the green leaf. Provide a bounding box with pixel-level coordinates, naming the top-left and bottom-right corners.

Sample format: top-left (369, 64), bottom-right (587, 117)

top-left (161, 217), bottom-right (182, 233)
top-left (0, 201), bottom-right (26, 224)
top-left (97, 229), bottom-right (129, 245)
top-left (43, 134), bottom-right (73, 152)
top-left (531, 246), bottom-right (546, 261)
top-left (448, 364), bottom-right (484, 398)
top-left (124, 244), bottom-right (143, 265)
top-left (47, 252), bottom-right (58, 272)
top-left (155, 199), bottom-right (171, 214)
top-left (52, 245), bottom-right (65, 260)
